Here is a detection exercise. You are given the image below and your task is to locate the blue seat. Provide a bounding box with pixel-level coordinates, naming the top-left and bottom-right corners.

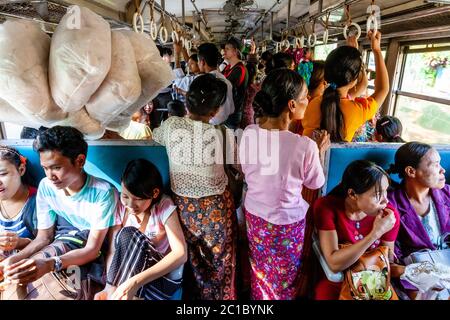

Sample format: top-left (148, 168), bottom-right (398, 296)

top-left (322, 142), bottom-right (450, 194)
top-left (4, 140), bottom-right (171, 192)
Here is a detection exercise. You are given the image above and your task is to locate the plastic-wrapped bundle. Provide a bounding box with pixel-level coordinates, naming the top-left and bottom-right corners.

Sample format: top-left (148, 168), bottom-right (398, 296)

top-left (0, 98), bottom-right (42, 129)
top-left (55, 107), bottom-right (105, 140)
top-left (86, 31), bottom-right (141, 126)
top-left (106, 31), bottom-right (174, 131)
top-left (0, 20), bottom-right (66, 125)
top-left (49, 6), bottom-right (111, 113)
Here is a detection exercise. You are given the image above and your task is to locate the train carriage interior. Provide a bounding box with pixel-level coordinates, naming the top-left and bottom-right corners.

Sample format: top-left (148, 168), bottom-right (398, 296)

top-left (0, 0), bottom-right (449, 302)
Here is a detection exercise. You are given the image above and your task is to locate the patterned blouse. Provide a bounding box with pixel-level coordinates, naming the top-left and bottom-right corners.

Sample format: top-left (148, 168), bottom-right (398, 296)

top-left (153, 116), bottom-right (231, 198)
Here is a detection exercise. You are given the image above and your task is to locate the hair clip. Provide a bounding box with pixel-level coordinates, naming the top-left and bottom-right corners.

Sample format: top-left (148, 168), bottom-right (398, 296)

top-left (380, 120), bottom-right (390, 126)
top-left (19, 155), bottom-right (27, 166)
top-left (329, 82), bottom-right (338, 90)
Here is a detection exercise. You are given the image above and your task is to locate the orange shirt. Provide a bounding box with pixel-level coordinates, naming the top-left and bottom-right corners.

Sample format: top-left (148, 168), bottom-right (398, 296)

top-left (302, 96), bottom-right (379, 142)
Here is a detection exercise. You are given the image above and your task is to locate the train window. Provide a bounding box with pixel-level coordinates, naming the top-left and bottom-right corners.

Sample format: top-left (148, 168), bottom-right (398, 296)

top-left (393, 43), bottom-right (450, 144)
top-left (400, 47), bottom-right (450, 101)
top-left (2, 122), bottom-right (23, 139)
top-left (395, 96), bottom-right (450, 144)
top-left (314, 43), bottom-right (337, 61)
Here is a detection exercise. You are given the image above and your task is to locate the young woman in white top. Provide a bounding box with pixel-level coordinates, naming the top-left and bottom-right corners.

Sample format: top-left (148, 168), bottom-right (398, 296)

top-left (95, 159), bottom-right (187, 300)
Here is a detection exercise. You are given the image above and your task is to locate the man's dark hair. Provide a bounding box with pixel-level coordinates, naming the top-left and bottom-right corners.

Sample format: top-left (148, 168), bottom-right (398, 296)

top-left (33, 126), bottom-right (88, 163)
top-left (160, 47), bottom-right (173, 57)
top-left (198, 43), bottom-right (221, 68)
top-left (225, 37), bottom-right (241, 51)
top-left (167, 100), bottom-right (187, 117)
top-left (190, 54), bottom-right (198, 63)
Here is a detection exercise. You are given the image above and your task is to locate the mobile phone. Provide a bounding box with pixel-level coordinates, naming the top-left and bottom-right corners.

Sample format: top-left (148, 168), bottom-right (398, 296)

top-left (243, 39), bottom-right (252, 46)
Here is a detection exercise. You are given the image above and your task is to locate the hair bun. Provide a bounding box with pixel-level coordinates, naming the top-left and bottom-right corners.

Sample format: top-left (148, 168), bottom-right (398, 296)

top-left (253, 91), bottom-right (275, 117)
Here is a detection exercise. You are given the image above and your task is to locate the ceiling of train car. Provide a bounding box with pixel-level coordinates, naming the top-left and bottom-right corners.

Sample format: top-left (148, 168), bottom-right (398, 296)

top-left (72, 0), bottom-right (442, 42)
top-left (0, 0), bottom-right (448, 43)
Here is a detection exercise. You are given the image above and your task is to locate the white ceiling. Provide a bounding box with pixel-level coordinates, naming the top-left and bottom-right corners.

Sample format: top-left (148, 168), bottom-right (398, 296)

top-left (84, 0), bottom-right (292, 41)
top-left (66, 0), bottom-right (432, 43)
top-left (100, 1), bottom-right (281, 16)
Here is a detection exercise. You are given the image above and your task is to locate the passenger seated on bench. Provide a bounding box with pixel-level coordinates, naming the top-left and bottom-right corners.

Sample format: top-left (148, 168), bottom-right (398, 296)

top-left (375, 116), bottom-right (405, 143)
top-left (240, 69), bottom-right (327, 300)
top-left (0, 146), bottom-right (37, 260)
top-left (313, 160), bottom-right (400, 300)
top-left (95, 159), bottom-right (187, 300)
top-left (387, 142), bottom-right (449, 299)
top-left (0, 126), bottom-right (122, 291)
top-left (302, 31), bottom-right (389, 142)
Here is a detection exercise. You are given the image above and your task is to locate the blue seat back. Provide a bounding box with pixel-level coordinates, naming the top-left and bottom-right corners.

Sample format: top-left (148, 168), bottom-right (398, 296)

top-left (323, 143), bottom-right (450, 195)
top-left (1, 140), bottom-right (170, 192)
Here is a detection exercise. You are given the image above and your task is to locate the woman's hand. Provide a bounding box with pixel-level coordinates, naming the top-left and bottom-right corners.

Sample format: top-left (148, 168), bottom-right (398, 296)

top-left (0, 231), bottom-right (19, 251)
top-left (368, 30), bottom-right (382, 53)
top-left (110, 278), bottom-right (140, 300)
top-left (371, 208), bottom-right (396, 239)
top-left (346, 35), bottom-right (359, 49)
top-left (312, 129), bottom-right (331, 166)
top-left (250, 38), bottom-right (257, 55)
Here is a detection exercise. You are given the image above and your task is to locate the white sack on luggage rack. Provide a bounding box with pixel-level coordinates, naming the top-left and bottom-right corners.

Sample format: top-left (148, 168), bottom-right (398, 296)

top-left (0, 98), bottom-right (42, 129)
top-left (0, 20), bottom-right (66, 125)
top-left (49, 6), bottom-right (111, 113)
top-left (106, 31), bottom-right (174, 131)
top-left (55, 107), bottom-right (105, 140)
top-left (86, 31), bottom-right (141, 126)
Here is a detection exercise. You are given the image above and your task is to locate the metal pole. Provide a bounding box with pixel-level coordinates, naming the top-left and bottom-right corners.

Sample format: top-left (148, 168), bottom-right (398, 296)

top-left (182, 0), bottom-right (185, 25)
top-left (261, 20), bottom-right (264, 40)
top-left (287, 0), bottom-right (291, 30)
top-left (270, 12), bottom-right (274, 40)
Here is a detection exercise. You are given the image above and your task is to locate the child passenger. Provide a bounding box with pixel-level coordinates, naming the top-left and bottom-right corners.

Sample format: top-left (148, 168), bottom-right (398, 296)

top-left (96, 159), bottom-right (187, 300)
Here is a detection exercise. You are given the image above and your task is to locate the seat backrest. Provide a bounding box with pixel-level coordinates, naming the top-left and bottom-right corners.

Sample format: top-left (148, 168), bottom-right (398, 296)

top-left (1, 140), bottom-right (170, 192)
top-left (322, 143), bottom-right (450, 195)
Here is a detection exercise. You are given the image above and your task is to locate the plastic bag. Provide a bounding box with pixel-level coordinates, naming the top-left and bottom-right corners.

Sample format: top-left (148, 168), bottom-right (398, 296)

top-left (0, 98), bottom-right (42, 129)
top-left (106, 31), bottom-right (173, 131)
top-left (0, 20), bottom-right (66, 125)
top-left (86, 31), bottom-right (141, 126)
top-left (401, 261), bottom-right (450, 300)
top-left (49, 6), bottom-right (111, 113)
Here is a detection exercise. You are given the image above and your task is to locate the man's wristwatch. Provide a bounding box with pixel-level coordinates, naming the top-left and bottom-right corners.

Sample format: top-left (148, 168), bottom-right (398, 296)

top-left (51, 256), bottom-right (63, 272)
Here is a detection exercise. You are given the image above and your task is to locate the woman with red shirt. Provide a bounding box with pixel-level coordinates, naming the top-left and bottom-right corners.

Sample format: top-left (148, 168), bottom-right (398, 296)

top-left (313, 160), bottom-right (401, 300)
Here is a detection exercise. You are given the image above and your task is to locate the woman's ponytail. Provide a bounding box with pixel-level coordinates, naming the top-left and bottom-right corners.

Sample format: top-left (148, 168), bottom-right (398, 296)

top-left (320, 85), bottom-right (344, 142)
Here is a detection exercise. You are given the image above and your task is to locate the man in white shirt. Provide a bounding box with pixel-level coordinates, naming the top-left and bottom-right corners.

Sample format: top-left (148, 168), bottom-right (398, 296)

top-left (197, 43), bottom-right (235, 125)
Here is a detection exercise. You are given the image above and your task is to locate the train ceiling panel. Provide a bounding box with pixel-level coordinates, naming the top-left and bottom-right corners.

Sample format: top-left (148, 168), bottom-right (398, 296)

top-left (0, 1), bottom-right (448, 42)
